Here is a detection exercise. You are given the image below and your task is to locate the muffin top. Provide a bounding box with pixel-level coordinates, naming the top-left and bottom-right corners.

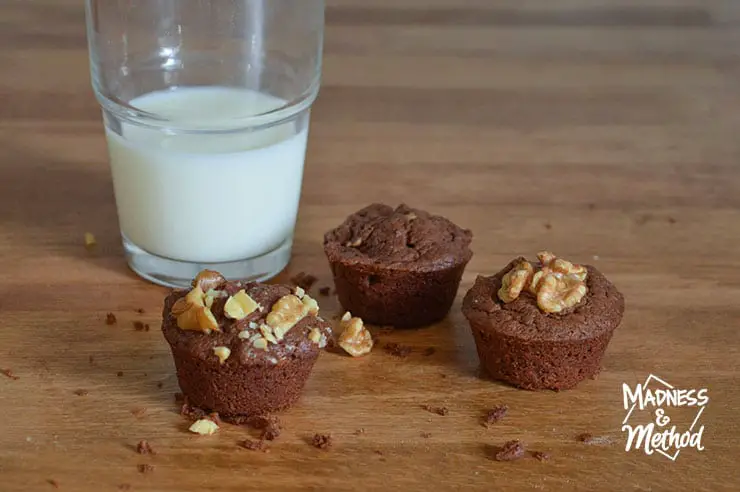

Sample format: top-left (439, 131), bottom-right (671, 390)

top-left (162, 271), bottom-right (332, 366)
top-left (323, 203), bottom-right (473, 272)
top-left (462, 256), bottom-right (624, 342)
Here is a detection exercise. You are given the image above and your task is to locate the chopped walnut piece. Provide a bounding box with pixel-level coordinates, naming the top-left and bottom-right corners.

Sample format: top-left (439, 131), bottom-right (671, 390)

top-left (213, 346), bottom-right (231, 364)
top-left (189, 418), bottom-right (219, 435)
top-left (252, 337), bottom-right (268, 350)
top-left (345, 238), bottom-right (362, 247)
top-left (137, 464), bottom-right (154, 474)
top-left (265, 294), bottom-right (317, 338)
top-left (537, 273), bottom-right (587, 313)
top-left (84, 232), bottom-right (97, 249)
top-left (224, 290), bottom-right (259, 320)
top-left (192, 269), bottom-right (226, 292)
top-left (500, 252), bottom-right (588, 313)
top-left (105, 312), bottom-right (117, 325)
top-left (498, 259), bottom-right (534, 303)
top-left (171, 286), bottom-right (220, 333)
top-left (338, 313), bottom-right (373, 357)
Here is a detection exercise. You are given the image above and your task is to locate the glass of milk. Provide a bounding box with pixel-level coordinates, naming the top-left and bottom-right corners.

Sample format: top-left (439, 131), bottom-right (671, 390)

top-left (85, 0), bottom-right (324, 287)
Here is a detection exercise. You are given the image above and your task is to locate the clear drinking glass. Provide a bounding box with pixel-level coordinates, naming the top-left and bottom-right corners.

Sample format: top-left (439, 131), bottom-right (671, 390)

top-left (85, 0), bottom-right (324, 287)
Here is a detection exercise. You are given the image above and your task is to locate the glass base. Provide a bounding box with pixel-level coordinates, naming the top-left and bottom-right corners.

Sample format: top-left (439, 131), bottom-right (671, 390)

top-left (123, 235), bottom-right (292, 288)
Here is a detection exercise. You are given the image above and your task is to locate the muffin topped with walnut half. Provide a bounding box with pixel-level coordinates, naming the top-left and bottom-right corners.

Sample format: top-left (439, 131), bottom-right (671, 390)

top-left (462, 252), bottom-right (624, 391)
top-left (161, 270), bottom-right (333, 419)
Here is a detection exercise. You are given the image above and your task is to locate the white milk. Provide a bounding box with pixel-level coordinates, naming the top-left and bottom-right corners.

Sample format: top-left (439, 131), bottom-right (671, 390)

top-left (105, 87), bottom-right (308, 263)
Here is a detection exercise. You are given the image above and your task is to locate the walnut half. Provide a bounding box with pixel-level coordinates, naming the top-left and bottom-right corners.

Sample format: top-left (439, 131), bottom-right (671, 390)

top-left (498, 252), bottom-right (588, 314)
top-left (338, 312), bottom-right (373, 357)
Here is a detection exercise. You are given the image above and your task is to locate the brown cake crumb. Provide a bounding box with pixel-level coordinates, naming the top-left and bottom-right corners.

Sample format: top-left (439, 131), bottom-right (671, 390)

top-left (105, 313), bottom-right (117, 325)
top-left (156, 382), bottom-right (163, 389)
top-left (131, 407), bottom-right (147, 418)
top-left (312, 433), bottom-right (333, 449)
top-left (207, 412), bottom-right (223, 426)
top-left (422, 405), bottom-right (449, 416)
top-left (73, 389), bottom-right (89, 396)
top-left (384, 343), bottom-right (413, 357)
top-left (353, 428), bottom-right (366, 436)
top-left (137, 464), bottom-right (154, 474)
top-left (577, 433), bottom-right (612, 445)
top-left (587, 203), bottom-right (596, 211)
top-left (484, 405), bottom-right (508, 426)
top-left (531, 451), bottom-right (551, 461)
top-left (318, 286), bottom-right (331, 296)
top-left (117, 371), bottom-right (124, 377)
top-left (420, 432), bottom-right (432, 438)
top-left (260, 419), bottom-right (281, 441)
top-left (422, 347), bottom-right (436, 356)
top-left (290, 272), bottom-right (318, 291)
top-left (133, 321), bottom-right (147, 332)
top-left (88, 355), bottom-right (95, 365)
top-left (544, 222), bottom-right (552, 230)
top-left (136, 440), bottom-right (155, 455)
top-left (1, 368), bottom-right (19, 380)
top-left (239, 439), bottom-right (268, 452)
top-left (46, 479), bottom-right (60, 489)
top-left (495, 440), bottom-right (526, 461)
top-left (118, 485), bottom-right (131, 491)
top-left (667, 216), bottom-right (677, 224)
top-left (136, 308), bottom-right (145, 314)
top-left (144, 324), bottom-right (150, 331)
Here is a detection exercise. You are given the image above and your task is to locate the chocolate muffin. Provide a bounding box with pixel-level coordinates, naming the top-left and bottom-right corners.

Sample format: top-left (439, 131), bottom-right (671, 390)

top-left (161, 270), bottom-right (332, 419)
top-left (324, 204), bottom-right (473, 328)
top-left (462, 252), bottom-right (624, 390)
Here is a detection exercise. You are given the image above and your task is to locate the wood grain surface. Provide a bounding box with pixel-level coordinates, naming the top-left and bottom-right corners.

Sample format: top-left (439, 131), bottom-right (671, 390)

top-left (1, 0), bottom-right (739, 490)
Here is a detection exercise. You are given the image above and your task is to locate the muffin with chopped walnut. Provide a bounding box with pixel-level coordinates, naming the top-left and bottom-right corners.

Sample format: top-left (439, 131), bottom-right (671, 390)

top-left (161, 270), bottom-right (332, 419)
top-left (462, 252), bottom-right (624, 390)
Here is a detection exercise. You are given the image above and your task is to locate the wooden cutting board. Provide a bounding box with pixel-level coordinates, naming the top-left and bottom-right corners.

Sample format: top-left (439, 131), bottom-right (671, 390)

top-left (1, 0), bottom-right (738, 490)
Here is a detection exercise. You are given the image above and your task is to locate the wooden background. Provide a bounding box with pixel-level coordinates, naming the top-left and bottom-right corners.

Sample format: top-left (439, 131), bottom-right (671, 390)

top-left (1, 0), bottom-right (739, 490)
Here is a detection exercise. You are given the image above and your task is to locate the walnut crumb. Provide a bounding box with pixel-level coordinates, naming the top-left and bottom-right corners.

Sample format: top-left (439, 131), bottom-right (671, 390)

top-left (338, 312), bottom-right (373, 356)
top-left (84, 232), bottom-right (97, 249)
top-left (1, 368), bottom-right (19, 380)
top-left (353, 428), bottom-right (366, 436)
top-left (105, 313), bottom-right (117, 325)
top-left (420, 432), bottom-right (432, 438)
top-left (137, 464), bottom-right (154, 474)
top-left (136, 440), bottom-right (155, 455)
top-left (484, 405), bottom-right (508, 426)
top-left (422, 405), bottom-right (449, 416)
top-left (73, 389), bottom-right (89, 396)
top-left (495, 440), bottom-right (526, 461)
top-left (312, 433), bottom-right (332, 449)
top-left (46, 479), bottom-right (60, 489)
top-left (189, 418), bottom-right (219, 435)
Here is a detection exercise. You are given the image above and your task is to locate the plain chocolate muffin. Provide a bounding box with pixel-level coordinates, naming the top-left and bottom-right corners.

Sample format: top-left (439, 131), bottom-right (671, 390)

top-left (462, 256), bottom-right (624, 390)
top-left (324, 204), bottom-right (473, 328)
top-left (161, 271), bottom-right (332, 419)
